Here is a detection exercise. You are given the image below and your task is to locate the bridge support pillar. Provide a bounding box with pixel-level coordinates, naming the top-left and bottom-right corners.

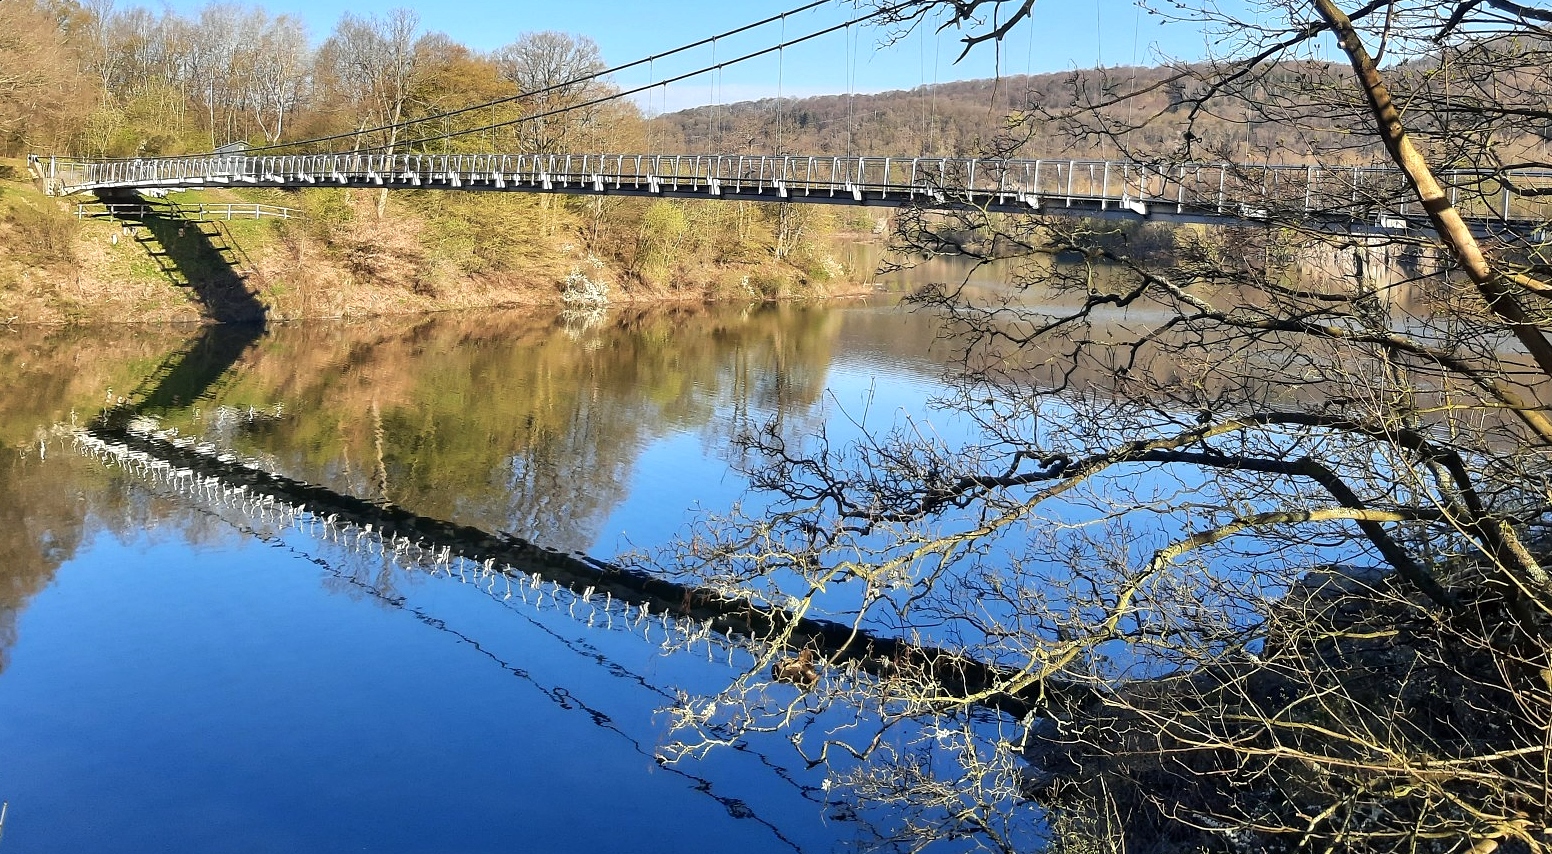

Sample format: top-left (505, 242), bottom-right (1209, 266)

top-left (1299, 234), bottom-right (1439, 313)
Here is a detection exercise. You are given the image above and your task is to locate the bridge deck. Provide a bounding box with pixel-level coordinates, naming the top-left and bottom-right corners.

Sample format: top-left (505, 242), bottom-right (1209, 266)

top-left (31, 152), bottom-right (1552, 232)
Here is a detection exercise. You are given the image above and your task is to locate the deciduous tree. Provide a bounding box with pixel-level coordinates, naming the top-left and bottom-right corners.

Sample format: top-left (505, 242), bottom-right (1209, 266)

top-left (656, 2), bottom-right (1552, 851)
top-left (493, 31), bottom-right (608, 154)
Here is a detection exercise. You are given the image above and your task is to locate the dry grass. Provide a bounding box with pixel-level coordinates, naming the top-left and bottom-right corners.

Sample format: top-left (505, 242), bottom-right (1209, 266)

top-left (0, 162), bottom-right (866, 325)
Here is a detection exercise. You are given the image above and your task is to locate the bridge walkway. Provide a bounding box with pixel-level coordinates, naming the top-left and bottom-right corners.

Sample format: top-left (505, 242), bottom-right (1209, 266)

top-left (31, 151), bottom-right (1552, 233)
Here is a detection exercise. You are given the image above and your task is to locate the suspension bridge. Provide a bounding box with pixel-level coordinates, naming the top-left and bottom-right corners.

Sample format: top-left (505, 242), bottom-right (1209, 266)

top-left (26, 0), bottom-right (1552, 234)
top-left (31, 151), bottom-right (1552, 233)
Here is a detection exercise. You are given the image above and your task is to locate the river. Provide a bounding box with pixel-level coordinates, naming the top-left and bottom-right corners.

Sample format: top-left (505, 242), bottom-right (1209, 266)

top-left (0, 293), bottom-right (1023, 853)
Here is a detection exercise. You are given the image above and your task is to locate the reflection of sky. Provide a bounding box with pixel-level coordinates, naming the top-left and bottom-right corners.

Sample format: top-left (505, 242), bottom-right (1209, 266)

top-left (0, 301), bottom-right (1028, 853)
top-left (0, 518), bottom-right (875, 852)
top-left (597, 430), bottom-right (744, 554)
top-left (593, 306), bottom-right (954, 556)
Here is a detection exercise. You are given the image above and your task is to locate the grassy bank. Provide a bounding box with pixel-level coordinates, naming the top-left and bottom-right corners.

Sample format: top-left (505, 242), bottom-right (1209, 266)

top-left (0, 157), bottom-right (875, 325)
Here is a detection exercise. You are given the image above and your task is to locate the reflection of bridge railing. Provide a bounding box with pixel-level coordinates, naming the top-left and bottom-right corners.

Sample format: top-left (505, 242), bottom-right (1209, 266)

top-left (70, 414), bottom-right (835, 842)
top-left (74, 413), bottom-right (1038, 720)
top-left (33, 151), bottom-right (1552, 230)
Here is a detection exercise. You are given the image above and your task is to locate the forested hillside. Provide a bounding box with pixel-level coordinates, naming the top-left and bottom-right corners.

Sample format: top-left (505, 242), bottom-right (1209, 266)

top-left (658, 67), bottom-right (1364, 160)
top-left (659, 59), bottom-right (1552, 166)
top-left (0, 0), bottom-right (869, 323)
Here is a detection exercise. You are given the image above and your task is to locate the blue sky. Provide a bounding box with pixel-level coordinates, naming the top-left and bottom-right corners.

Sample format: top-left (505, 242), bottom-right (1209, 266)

top-left (151, 0), bottom-right (1230, 110)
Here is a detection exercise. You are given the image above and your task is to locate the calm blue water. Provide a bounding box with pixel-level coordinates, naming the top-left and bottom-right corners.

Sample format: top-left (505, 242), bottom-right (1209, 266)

top-left (0, 301), bottom-right (975, 853)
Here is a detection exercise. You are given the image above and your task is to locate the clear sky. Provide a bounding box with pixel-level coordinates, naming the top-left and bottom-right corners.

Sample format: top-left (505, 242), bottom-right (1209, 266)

top-left (149, 0), bottom-right (1231, 111)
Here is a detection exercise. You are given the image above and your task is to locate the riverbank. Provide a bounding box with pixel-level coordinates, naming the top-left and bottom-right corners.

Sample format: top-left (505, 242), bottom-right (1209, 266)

top-left (0, 157), bottom-right (878, 325)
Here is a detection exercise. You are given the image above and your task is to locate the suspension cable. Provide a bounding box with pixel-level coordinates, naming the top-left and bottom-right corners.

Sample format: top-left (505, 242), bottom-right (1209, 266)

top-left (238, 0), bottom-right (841, 155)
top-left (341, 4), bottom-right (894, 156)
top-left (776, 13), bottom-right (786, 155)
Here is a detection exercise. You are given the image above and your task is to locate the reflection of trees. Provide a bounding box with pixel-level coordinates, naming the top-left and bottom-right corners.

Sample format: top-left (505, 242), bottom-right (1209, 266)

top-left (0, 301), bottom-right (945, 677)
top-left (171, 304), bottom-right (848, 552)
top-left (0, 322), bottom-right (198, 673)
top-left (0, 325), bottom-right (193, 437)
top-left (0, 451), bottom-right (86, 673)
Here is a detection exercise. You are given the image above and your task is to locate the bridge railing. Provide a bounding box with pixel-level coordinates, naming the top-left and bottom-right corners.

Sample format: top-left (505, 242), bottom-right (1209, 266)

top-left (37, 152), bottom-right (1552, 226)
top-left (75, 201), bottom-right (301, 220)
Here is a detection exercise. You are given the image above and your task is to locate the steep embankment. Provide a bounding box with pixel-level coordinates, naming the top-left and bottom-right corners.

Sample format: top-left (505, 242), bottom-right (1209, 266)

top-left (0, 158), bottom-right (873, 325)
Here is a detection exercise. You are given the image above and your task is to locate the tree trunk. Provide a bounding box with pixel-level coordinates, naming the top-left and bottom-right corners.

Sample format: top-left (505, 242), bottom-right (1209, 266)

top-left (1312, 0), bottom-right (1552, 444)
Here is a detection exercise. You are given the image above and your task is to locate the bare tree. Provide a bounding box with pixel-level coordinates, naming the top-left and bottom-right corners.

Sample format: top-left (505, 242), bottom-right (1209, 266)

top-left (248, 15), bottom-right (309, 144)
top-left (493, 31), bottom-right (607, 154)
top-left (651, 2), bottom-right (1552, 852)
top-left (316, 8), bottom-right (421, 215)
top-left (0, 0), bottom-right (81, 151)
top-left (317, 9), bottom-right (420, 151)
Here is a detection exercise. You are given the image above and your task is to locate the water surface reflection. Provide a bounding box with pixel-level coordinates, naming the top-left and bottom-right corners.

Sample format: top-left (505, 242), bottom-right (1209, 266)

top-left (0, 301), bottom-right (968, 853)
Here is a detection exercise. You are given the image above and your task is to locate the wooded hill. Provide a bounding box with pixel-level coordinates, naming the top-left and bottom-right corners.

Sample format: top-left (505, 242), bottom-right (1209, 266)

top-left (656, 66), bottom-right (1370, 159)
top-left (0, 0), bottom-right (872, 323)
top-left (658, 59), bottom-right (1552, 166)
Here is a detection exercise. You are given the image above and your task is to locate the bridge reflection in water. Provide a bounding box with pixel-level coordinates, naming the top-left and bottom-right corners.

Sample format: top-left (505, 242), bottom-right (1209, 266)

top-left (7, 301), bottom-right (1050, 852)
top-left (73, 414), bottom-right (841, 850)
top-left (76, 409), bottom-right (1033, 717)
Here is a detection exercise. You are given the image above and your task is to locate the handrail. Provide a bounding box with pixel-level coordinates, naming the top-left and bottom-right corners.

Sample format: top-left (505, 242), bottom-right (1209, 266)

top-left (74, 201), bottom-right (302, 221)
top-left (38, 151), bottom-right (1552, 226)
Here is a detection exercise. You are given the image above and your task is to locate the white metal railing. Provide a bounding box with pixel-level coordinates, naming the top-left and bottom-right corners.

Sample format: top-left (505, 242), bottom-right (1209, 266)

top-left (32, 151), bottom-right (1552, 225)
top-left (74, 201), bottom-right (301, 220)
